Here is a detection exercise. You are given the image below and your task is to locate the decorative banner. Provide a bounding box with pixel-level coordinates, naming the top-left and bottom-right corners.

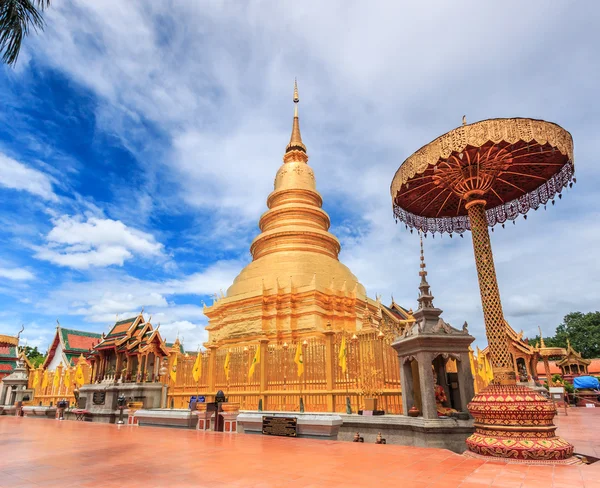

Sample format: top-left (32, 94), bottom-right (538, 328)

top-left (64, 368), bottom-right (72, 389)
top-left (53, 369), bottom-right (60, 389)
top-left (75, 363), bottom-right (85, 387)
top-left (248, 346), bottom-right (261, 379)
top-left (294, 343), bottom-right (304, 377)
top-left (338, 336), bottom-right (347, 374)
top-left (192, 352), bottom-right (202, 382)
top-left (32, 369), bottom-right (40, 388)
top-left (170, 354), bottom-right (178, 383)
top-left (41, 370), bottom-right (49, 389)
top-left (224, 351), bottom-right (231, 381)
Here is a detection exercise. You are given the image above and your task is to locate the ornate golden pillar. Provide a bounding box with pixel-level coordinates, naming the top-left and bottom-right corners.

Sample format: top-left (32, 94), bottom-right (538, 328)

top-left (259, 339), bottom-right (269, 409)
top-left (543, 357), bottom-right (553, 386)
top-left (324, 329), bottom-right (335, 412)
top-left (208, 345), bottom-right (217, 394)
top-left (466, 200), bottom-right (515, 385)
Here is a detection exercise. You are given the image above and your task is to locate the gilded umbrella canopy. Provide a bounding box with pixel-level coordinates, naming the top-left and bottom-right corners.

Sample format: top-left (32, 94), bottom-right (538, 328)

top-left (391, 118), bottom-right (574, 234)
top-left (389, 117), bottom-right (577, 462)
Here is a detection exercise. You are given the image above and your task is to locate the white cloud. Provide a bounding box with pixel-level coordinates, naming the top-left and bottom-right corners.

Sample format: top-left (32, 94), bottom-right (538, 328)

top-left (4, 1), bottom-right (598, 350)
top-left (34, 215), bottom-right (164, 269)
top-left (0, 267), bottom-right (35, 281)
top-left (0, 153), bottom-right (57, 201)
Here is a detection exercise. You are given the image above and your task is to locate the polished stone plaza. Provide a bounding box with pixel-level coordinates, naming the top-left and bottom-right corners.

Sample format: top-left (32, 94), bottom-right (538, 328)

top-left (1, 410), bottom-right (599, 487)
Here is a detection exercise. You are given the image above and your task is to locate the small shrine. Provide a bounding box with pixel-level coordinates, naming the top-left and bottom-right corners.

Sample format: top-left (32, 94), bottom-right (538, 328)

top-left (392, 237), bottom-right (475, 419)
top-left (0, 358), bottom-right (33, 414)
top-left (556, 339), bottom-right (591, 381)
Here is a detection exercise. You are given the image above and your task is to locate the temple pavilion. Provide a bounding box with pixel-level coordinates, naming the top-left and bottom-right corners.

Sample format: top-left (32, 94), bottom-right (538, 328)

top-left (476, 322), bottom-right (592, 386)
top-left (204, 81), bottom-right (412, 345)
top-left (88, 314), bottom-right (171, 383)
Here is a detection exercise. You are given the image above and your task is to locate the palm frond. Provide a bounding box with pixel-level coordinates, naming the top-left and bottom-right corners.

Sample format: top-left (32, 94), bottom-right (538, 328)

top-left (0, 0), bottom-right (51, 67)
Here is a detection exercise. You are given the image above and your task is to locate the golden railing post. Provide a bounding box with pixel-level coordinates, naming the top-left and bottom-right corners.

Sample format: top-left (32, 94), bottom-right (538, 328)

top-left (466, 199), bottom-right (516, 385)
top-left (208, 344), bottom-right (217, 395)
top-left (324, 328), bottom-right (335, 412)
top-left (259, 339), bottom-right (268, 409)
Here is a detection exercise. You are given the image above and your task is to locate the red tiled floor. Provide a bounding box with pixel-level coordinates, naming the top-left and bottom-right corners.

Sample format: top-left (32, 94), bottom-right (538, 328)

top-left (0, 410), bottom-right (599, 487)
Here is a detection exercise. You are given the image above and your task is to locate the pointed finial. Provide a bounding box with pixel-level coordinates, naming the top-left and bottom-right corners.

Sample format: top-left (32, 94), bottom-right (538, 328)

top-left (462, 115), bottom-right (467, 126)
top-left (417, 232), bottom-right (435, 309)
top-left (285, 78), bottom-right (307, 158)
top-left (538, 326), bottom-right (546, 348)
top-left (56, 319), bottom-right (60, 329)
top-left (419, 233), bottom-right (427, 278)
top-left (293, 77), bottom-right (299, 104)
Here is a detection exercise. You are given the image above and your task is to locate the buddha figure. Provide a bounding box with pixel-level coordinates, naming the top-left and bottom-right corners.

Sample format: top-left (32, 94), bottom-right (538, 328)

top-left (433, 371), bottom-right (457, 417)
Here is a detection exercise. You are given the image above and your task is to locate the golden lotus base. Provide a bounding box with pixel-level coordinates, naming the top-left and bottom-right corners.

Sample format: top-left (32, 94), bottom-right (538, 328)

top-left (466, 384), bottom-right (576, 463)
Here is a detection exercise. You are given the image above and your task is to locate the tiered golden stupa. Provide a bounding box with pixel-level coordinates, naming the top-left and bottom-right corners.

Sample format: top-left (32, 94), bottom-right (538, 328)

top-left (205, 82), bottom-right (398, 345)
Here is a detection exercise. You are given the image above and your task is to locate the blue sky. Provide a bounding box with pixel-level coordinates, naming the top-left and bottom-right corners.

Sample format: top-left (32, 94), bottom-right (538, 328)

top-left (0, 1), bottom-right (599, 352)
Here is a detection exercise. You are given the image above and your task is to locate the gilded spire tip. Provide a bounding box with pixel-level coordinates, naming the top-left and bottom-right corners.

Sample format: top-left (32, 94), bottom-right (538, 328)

top-left (293, 78), bottom-right (299, 104)
top-left (284, 78), bottom-right (307, 158)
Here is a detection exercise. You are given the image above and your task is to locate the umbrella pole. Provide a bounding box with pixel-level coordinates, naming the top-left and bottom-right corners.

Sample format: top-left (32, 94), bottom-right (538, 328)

top-left (466, 199), bottom-right (516, 386)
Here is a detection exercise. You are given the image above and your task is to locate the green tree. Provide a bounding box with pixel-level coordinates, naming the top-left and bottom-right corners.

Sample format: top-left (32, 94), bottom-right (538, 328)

top-left (0, 0), bottom-right (51, 67)
top-left (532, 312), bottom-right (600, 359)
top-left (22, 345), bottom-right (45, 367)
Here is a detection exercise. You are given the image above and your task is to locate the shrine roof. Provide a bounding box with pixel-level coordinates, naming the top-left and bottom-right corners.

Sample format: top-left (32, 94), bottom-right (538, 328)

top-left (106, 317), bottom-right (138, 338)
top-left (0, 358), bottom-right (18, 379)
top-left (0, 344), bottom-right (18, 358)
top-left (60, 328), bottom-right (102, 352)
top-left (0, 359), bottom-right (16, 372)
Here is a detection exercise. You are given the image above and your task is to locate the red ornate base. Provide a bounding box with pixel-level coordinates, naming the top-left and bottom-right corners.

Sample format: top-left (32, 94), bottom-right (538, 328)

top-left (466, 384), bottom-right (575, 462)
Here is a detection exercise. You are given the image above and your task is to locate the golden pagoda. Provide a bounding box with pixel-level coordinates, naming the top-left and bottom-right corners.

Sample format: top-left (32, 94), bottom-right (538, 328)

top-left (205, 81), bottom-right (393, 344)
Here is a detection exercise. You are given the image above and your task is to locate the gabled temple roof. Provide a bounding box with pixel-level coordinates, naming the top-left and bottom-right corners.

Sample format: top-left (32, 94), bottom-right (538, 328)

top-left (555, 339), bottom-right (591, 366)
top-left (90, 315), bottom-right (169, 357)
top-left (382, 302), bottom-right (413, 322)
top-left (95, 315), bottom-right (145, 350)
top-left (42, 326), bottom-right (102, 368)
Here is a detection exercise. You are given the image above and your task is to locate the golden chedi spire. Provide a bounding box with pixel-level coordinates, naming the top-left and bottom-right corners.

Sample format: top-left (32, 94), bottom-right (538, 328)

top-left (219, 79), bottom-right (366, 305)
top-left (284, 78), bottom-right (307, 161)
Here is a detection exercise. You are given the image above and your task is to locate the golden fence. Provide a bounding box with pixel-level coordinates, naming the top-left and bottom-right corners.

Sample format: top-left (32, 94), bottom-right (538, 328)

top-left (166, 331), bottom-right (402, 413)
top-left (27, 363), bottom-right (92, 407)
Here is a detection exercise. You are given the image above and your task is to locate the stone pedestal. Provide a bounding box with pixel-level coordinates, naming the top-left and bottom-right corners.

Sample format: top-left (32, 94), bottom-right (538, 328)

top-left (23, 406), bottom-right (57, 419)
top-left (195, 404), bottom-right (212, 431)
top-left (221, 403), bottom-right (240, 433)
top-left (127, 402), bottom-right (143, 425)
top-left (78, 383), bottom-right (165, 423)
top-left (237, 411), bottom-right (343, 438)
top-left (134, 409), bottom-right (197, 429)
top-left (338, 414), bottom-right (474, 453)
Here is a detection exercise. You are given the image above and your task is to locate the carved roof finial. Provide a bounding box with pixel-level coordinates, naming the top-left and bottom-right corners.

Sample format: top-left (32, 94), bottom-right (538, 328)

top-left (462, 115), bottom-right (467, 126)
top-left (538, 325), bottom-right (546, 348)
